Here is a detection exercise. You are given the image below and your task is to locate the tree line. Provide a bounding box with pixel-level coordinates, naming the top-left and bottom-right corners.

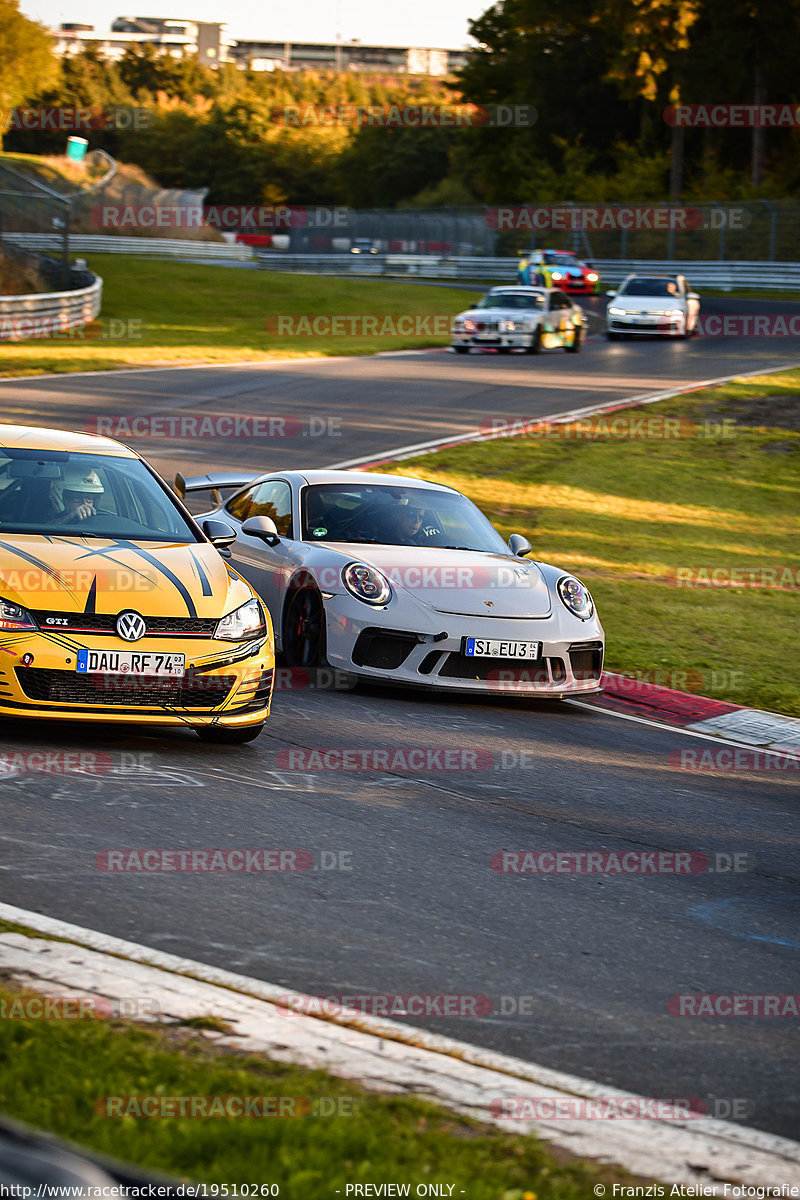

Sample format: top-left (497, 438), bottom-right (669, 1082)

top-left (1, 0), bottom-right (799, 206)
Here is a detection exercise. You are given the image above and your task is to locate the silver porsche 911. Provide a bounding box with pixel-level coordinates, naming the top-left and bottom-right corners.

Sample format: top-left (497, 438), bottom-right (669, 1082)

top-left (177, 469), bottom-right (604, 698)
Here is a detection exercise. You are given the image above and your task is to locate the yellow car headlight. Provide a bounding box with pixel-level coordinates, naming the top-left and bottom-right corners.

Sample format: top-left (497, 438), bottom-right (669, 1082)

top-left (0, 598), bottom-right (37, 632)
top-left (215, 598), bottom-right (266, 641)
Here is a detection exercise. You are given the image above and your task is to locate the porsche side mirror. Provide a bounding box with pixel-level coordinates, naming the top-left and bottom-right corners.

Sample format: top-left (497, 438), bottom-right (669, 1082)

top-left (509, 533), bottom-right (532, 557)
top-left (202, 519), bottom-right (236, 558)
top-left (242, 515), bottom-right (281, 547)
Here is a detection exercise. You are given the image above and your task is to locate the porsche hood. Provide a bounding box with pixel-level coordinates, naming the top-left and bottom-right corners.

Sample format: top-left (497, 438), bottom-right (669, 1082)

top-left (0, 535), bottom-right (250, 618)
top-left (337, 545), bottom-right (553, 619)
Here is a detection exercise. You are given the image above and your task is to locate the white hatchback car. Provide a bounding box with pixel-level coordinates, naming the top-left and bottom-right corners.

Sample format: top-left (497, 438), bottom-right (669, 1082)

top-left (606, 274), bottom-right (700, 339)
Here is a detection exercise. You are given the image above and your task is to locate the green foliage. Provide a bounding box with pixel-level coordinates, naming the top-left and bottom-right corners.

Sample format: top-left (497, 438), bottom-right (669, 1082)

top-left (4, 0), bottom-right (800, 201)
top-left (0, 0), bottom-right (58, 146)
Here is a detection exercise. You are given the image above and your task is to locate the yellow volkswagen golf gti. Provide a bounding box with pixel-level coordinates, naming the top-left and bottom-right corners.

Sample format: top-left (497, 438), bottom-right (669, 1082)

top-left (0, 424), bottom-right (274, 742)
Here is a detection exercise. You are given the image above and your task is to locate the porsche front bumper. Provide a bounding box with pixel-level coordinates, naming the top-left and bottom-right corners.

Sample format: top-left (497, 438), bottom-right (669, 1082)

top-left (321, 597), bottom-right (604, 697)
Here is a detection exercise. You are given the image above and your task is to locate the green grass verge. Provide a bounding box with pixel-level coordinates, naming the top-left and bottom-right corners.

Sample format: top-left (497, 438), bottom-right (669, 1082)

top-left (0, 980), bottom-right (638, 1197)
top-left (0, 256), bottom-right (474, 377)
top-left (375, 369), bottom-right (800, 715)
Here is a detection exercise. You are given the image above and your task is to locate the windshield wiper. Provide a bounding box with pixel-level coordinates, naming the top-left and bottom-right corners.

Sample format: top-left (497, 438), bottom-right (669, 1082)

top-left (440, 544), bottom-right (479, 551)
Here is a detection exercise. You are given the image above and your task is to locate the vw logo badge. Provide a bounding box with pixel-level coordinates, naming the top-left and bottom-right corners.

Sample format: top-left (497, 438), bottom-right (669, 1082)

top-left (116, 611), bottom-right (147, 642)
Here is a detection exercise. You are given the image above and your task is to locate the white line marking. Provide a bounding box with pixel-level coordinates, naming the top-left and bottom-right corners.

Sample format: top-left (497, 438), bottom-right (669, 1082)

top-left (568, 700), bottom-right (800, 758)
top-left (327, 361), bottom-right (800, 468)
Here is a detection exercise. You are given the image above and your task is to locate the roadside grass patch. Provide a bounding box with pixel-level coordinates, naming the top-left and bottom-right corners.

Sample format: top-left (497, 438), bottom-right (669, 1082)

top-left (377, 369), bottom-right (800, 715)
top-left (0, 256), bottom-right (474, 377)
top-left (0, 981), bottom-right (640, 1195)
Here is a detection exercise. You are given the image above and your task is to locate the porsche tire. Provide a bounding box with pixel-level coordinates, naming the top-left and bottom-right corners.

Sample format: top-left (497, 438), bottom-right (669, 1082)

top-left (283, 584), bottom-right (326, 669)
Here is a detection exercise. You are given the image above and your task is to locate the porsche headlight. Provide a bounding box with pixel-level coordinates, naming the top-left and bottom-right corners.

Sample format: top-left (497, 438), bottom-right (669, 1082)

top-left (0, 599), bottom-right (37, 632)
top-left (215, 598), bottom-right (266, 641)
top-left (342, 562), bottom-right (392, 606)
top-left (557, 576), bottom-right (594, 621)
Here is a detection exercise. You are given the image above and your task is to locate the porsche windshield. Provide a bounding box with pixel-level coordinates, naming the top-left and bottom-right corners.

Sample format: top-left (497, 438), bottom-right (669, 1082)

top-left (301, 484), bottom-right (511, 553)
top-left (0, 449), bottom-right (201, 541)
top-left (479, 292), bottom-right (545, 310)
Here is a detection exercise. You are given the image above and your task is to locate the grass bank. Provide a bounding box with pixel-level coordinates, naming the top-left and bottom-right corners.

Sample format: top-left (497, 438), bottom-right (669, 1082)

top-left (0, 973), bottom-right (633, 1197)
top-left (0, 255), bottom-right (473, 377)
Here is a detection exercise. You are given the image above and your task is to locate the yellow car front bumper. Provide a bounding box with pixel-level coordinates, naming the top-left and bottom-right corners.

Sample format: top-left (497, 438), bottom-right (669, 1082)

top-left (0, 630), bottom-right (274, 729)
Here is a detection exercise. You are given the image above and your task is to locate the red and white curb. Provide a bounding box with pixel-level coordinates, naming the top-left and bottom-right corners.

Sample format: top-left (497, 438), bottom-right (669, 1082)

top-left (2, 902), bottom-right (800, 1188)
top-left (331, 364), bottom-right (800, 754)
top-left (595, 673), bottom-right (800, 758)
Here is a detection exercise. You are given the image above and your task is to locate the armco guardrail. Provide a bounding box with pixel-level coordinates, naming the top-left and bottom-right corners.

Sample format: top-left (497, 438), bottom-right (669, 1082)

top-left (255, 252), bottom-right (800, 291)
top-left (0, 275), bottom-right (102, 341)
top-left (4, 234), bottom-right (253, 261)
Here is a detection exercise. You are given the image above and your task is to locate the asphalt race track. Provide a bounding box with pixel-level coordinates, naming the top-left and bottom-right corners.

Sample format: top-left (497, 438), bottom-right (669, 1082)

top-left (0, 293), bottom-right (798, 1140)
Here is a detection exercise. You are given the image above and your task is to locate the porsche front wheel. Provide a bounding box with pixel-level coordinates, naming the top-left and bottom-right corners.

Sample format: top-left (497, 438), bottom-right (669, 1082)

top-left (283, 586), bottom-right (326, 668)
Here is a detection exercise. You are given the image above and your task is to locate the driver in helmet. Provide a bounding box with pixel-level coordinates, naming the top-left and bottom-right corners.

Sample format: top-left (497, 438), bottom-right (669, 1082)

top-left (52, 467), bottom-right (105, 523)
